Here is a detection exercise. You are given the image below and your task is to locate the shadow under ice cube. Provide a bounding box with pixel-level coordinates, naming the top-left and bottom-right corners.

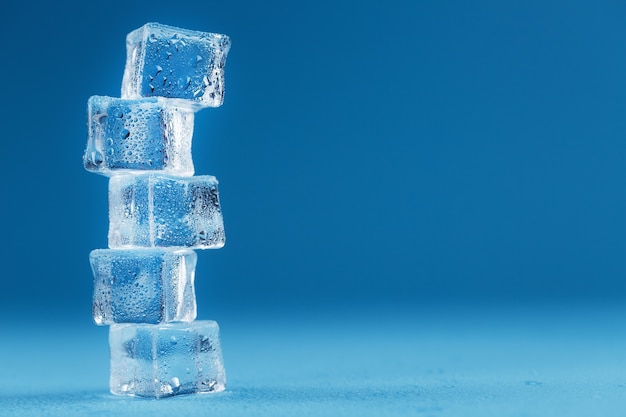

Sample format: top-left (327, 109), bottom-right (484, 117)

top-left (122, 22), bottom-right (231, 108)
top-left (109, 321), bottom-right (226, 398)
top-left (83, 95), bottom-right (195, 176)
top-left (108, 174), bottom-right (225, 249)
top-left (90, 249), bottom-right (197, 325)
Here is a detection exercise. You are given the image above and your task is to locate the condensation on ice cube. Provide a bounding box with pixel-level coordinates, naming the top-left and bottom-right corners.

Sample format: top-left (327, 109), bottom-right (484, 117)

top-left (83, 95), bottom-right (195, 176)
top-left (121, 22), bottom-right (231, 109)
top-left (109, 321), bottom-right (226, 398)
top-left (108, 174), bottom-right (226, 249)
top-left (90, 248), bottom-right (197, 325)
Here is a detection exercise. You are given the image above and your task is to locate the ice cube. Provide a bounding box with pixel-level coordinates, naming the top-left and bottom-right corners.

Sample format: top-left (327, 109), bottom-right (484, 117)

top-left (90, 248), bottom-right (197, 325)
top-left (121, 22), bottom-right (231, 109)
top-left (108, 174), bottom-right (225, 249)
top-left (109, 321), bottom-right (226, 398)
top-left (83, 95), bottom-right (195, 176)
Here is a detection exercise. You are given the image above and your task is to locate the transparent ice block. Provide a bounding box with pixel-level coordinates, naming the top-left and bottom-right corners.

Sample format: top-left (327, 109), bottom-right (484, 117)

top-left (108, 174), bottom-right (225, 249)
top-left (121, 22), bottom-right (231, 109)
top-left (83, 95), bottom-right (194, 176)
top-left (90, 248), bottom-right (197, 325)
top-left (109, 321), bottom-right (226, 398)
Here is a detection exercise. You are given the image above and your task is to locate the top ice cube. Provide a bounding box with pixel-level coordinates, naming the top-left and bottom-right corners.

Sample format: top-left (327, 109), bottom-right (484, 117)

top-left (121, 22), bottom-right (231, 109)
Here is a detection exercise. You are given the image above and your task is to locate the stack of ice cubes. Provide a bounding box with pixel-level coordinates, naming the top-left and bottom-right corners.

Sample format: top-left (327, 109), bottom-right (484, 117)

top-left (83, 22), bottom-right (231, 398)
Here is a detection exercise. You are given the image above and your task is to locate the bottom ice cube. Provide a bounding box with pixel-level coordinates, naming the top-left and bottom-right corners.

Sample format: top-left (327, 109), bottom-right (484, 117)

top-left (109, 321), bottom-right (226, 398)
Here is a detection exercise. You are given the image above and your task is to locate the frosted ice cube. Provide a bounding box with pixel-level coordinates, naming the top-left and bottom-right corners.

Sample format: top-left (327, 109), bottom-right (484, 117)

top-left (122, 22), bottom-right (231, 108)
top-left (109, 321), bottom-right (226, 398)
top-left (83, 96), bottom-right (194, 176)
top-left (90, 249), bottom-right (197, 325)
top-left (108, 174), bottom-right (225, 249)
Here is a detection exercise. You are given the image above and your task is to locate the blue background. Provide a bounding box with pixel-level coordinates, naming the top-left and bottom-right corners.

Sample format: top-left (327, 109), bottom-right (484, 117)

top-left (2, 1), bottom-right (626, 415)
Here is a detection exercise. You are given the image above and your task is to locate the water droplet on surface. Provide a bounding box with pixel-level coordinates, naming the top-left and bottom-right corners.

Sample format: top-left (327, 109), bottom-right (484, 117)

top-left (155, 65), bottom-right (163, 75)
top-left (121, 129), bottom-right (130, 139)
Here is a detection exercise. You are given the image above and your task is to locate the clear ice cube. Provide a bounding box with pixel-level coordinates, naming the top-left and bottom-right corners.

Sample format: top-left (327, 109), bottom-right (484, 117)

top-left (108, 174), bottom-right (225, 249)
top-left (121, 22), bottom-right (231, 109)
top-left (90, 248), bottom-right (197, 325)
top-left (83, 95), bottom-right (195, 176)
top-left (109, 321), bottom-right (226, 398)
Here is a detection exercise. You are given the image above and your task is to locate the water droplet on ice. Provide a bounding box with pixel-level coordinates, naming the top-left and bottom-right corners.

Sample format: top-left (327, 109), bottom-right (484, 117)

top-left (93, 113), bottom-right (108, 123)
top-left (90, 151), bottom-right (103, 166)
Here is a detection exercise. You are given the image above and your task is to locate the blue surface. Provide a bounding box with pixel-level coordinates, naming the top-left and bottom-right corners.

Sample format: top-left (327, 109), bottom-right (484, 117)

top-left (2, 307), bottom-right (626, 416)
